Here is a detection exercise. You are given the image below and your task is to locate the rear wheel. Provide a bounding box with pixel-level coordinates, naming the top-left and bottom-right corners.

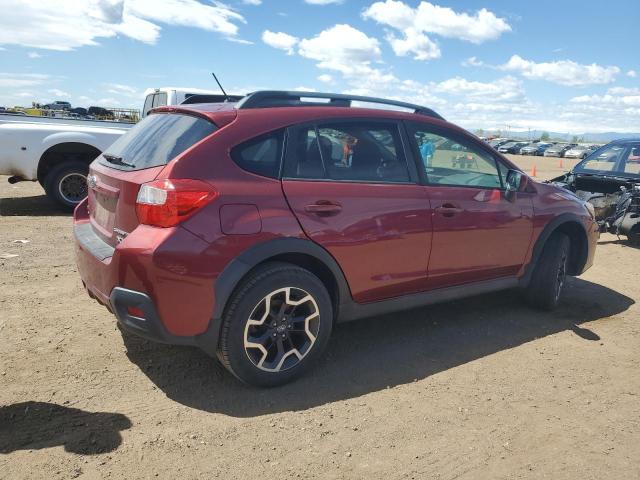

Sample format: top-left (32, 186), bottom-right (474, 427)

top-left (525, 233), bottom-right (570, 310)
top-left (218, 263), bottom-right (333, 387)
top-left (44, 161), bottom-right (89, 211)
top-left (627, 225), bottom-right (640, 246)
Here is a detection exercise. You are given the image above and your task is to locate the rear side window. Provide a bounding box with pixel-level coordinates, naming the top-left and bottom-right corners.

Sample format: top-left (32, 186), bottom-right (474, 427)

top-left (101, 113), bottom-right (217, 170)
top-left (285, 121), bottom-right (410, 183)
top-left (231, 131), bottom-right (284, 179)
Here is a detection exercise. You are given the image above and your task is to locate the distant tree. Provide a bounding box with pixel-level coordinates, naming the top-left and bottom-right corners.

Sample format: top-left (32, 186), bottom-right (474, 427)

top-left (540, 131), bottom-right (550, 141)
top-left (571, 135), bottom-right (579, 143)
top-left (475, 128), bottom-right (484, 137)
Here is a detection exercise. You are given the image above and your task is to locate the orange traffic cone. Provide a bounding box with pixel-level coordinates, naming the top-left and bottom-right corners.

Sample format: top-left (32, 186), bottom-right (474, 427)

top-left (558, 158), bottom-right (563, 168)
top-left (529, 165), bottom-right (537, 177)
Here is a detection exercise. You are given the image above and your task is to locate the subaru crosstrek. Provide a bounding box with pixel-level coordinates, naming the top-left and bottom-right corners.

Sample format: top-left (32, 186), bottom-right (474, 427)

top-left (74, 91), bottom-right (599, 387)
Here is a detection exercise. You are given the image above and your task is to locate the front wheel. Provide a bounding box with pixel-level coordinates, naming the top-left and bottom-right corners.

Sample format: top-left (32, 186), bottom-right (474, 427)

top-left (44, 161), bottom-right (89, 211)
top-left (525, 233), bottom-right (570, 310)
top-left (218, 263), bottom-right (333, 387)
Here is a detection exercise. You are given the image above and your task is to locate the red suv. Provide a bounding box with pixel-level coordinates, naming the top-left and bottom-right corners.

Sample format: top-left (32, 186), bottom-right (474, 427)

top-left (74, 91), bottom-right (599, 386)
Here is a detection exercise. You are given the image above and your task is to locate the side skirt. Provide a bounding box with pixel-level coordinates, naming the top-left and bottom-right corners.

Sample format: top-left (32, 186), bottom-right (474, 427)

top-left (337, 276), bottom-right (519, 322)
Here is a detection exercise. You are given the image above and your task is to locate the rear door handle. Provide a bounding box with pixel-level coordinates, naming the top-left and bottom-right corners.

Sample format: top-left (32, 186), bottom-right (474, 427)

top-left (304, 202), bottom-right (342, 216)
top-left (435, 203), bottom-right (463, 217)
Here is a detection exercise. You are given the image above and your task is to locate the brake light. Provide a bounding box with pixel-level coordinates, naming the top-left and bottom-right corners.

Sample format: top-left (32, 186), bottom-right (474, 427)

top-left (136, 179), bottom-right (218, 227)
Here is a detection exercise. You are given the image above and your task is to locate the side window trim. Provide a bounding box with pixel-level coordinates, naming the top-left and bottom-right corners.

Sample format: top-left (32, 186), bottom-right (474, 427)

top-left (283, 118), bottom-right (418, 184)
top-left (406, 121), bottom-right (506, 190)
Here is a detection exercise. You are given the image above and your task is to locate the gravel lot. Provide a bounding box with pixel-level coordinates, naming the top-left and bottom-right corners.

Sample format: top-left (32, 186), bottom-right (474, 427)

top-left (1, 155), bottom-right (639, 479)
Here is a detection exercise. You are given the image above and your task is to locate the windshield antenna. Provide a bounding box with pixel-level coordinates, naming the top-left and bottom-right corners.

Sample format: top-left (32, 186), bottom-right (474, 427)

top-left (211, 72), bottom-right (230, 102)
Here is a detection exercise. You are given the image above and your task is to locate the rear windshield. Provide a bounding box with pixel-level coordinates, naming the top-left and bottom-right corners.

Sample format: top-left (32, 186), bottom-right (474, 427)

top-left (100, 113), bottom-right (217, 170)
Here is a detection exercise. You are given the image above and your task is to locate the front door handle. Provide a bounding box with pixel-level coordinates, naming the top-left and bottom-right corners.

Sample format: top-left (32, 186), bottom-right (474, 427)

top-left (435, 203), bottom-right (463, 217)
top-left (304, 201), bottom-right (342, 217)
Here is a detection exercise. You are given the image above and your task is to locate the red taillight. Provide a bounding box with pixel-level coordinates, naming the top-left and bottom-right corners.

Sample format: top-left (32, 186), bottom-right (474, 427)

top-left (136, 179), bottom-right (218, 228)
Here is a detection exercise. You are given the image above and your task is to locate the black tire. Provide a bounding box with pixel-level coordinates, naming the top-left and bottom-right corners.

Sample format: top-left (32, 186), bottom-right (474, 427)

top-left (218, 262), bottom-right (333, 387)
top-left (44, 161), bottom-right (89, 211)
top-left (525, 233), bottom-right (570, 310)
top-left (627, 225), bottom-right (640, 246)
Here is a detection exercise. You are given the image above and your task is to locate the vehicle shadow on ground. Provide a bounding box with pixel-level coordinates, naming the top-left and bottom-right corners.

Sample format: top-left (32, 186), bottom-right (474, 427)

top-left (122, 277), bottom-right (634, 417)
top-left (0, 402), bottom-right (132, 454)
top-left (0, 195), bottom-right (69, 216)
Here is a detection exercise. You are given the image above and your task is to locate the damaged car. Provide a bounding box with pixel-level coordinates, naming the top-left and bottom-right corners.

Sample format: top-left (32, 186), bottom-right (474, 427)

top-left (549, 139), bottom-right (640, 245)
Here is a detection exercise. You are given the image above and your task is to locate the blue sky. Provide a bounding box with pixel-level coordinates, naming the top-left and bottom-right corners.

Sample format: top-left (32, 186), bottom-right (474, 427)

top-left (0, 0), bottom-right (638, 133)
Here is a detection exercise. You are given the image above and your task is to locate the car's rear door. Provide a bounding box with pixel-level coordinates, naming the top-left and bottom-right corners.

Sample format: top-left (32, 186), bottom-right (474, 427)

top-left (407, 122), bottom-right (534, 289)
top-left (87, 112), bottom-right (217, 248)
top-left (281, 119), bottom-right (433, 303)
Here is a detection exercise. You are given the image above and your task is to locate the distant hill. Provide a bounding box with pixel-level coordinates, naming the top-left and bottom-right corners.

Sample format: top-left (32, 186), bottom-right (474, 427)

top-left (475, 129), bottom-right (640, 143)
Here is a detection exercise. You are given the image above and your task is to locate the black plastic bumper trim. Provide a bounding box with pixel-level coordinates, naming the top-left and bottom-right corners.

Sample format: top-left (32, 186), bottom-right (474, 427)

top-left (109, 287), bottom-right (220, 357)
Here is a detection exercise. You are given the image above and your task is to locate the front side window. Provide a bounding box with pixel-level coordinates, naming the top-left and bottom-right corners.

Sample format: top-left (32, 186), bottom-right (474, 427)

top-left (285, 121), bottom-right (410, 183)
top-left (411, 128), bottom-right (503, 188)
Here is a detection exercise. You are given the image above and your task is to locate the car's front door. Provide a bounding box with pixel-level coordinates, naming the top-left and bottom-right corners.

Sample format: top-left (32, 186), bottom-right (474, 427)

top-left (407, 123), bottom-right (534, 289)
top-left (281, 119), bottom-right (433, 303)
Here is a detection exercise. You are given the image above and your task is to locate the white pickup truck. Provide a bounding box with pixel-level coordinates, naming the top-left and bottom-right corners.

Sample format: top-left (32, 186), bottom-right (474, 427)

top-left (1, 87), bottom-right (241, 209)
top-left (0, 114), bottom-right (132, 209)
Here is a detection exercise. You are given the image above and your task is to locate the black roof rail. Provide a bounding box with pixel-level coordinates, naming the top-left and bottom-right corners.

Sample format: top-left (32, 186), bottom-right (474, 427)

top-left (181, 94), bottom-right (244, 105)
top-left (236, 90), bottom-right (445, 120)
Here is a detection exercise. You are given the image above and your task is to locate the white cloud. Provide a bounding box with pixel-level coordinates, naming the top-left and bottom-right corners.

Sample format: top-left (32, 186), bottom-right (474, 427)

top-left (461, 56), bottom-right (485, 67)
top-left (500, 55), bottom-right (620, 86)
top-left (298, 24), bottom-right (382, 75)
top-left (386, 29), bottom-right (440, 61)
top-left (0, 0), bottom-right (248, 51)
top-left (363, 1), bottom-right (510, 60)
top-left (262, 30), bottom-right (298, 55)
top-left (104, 83), bottom-right (138, 97)
top-left (627, 70), bottom-right (637, 78)
top-left (433, 76), bottom-right (525, 102)
top-left (607, 87), bottom-right (640, 96)
top-left (304, 0), bottom-right (343, 4)
top-left (571, 93), bottom-right (640, 108)
top-left (27, 51), bottom-right (41, 59)
top-left (317, 74), bottom-right (334, 84)
top-left (48, 88), bottom-right (70, 98)
top-left (243, 0), bottom-right (262, 4)
top-left (0, 73), bottom-right (50, 88)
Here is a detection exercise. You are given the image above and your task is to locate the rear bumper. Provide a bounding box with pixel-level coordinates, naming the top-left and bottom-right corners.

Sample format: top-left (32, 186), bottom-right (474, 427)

top-left (73, 197), bottom-right (219, 344)
top-left (110, 287), bottom-right (220, 355)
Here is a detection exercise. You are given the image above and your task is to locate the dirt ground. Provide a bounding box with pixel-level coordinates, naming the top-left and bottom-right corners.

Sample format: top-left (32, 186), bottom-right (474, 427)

top-left (1, 154), bottom-right (639, 479)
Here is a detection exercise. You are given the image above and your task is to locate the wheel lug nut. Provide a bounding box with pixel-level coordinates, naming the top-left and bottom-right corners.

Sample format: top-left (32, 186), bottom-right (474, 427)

top-left (281, 334), bottom-right (286, 338)
top-left (272, 333), bottom-right (277, 337)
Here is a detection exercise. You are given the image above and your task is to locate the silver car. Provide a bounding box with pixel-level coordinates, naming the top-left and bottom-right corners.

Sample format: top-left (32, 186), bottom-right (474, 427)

top-left (564, 146), bottom-right (593, 159)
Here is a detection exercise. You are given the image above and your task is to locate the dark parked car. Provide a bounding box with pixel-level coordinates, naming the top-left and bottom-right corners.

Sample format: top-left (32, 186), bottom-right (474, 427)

top-left (74, 91), bottom-right (599, 386)
top-left (549, 139), bottom-right (640, 244)
top-left (544, 143), bottom-right (576, 158)
top-left (520, 142), bottom-right (552, 156)
top-left (88, 106), bottom-right (114, 118)
top-left (70, 107), bottom-right (88, 117)
top-left (498, 141), bottom-right (529, 154)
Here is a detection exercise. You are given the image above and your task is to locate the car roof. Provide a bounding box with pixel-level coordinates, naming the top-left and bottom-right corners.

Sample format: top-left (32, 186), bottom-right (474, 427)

top-left (609, 138), bottom-right (640, 144)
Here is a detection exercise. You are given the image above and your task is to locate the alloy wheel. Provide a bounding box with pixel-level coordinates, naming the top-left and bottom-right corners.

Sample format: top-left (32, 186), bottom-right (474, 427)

top-left (244, 287), bottom-right (320, 372)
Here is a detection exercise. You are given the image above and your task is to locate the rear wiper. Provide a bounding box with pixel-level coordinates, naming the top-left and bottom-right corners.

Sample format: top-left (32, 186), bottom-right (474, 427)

top-left (103, 153), bottom-right (135, 168)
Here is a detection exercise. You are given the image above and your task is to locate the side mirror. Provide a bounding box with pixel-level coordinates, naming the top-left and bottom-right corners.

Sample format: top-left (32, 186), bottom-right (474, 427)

top-left (505, 169), bottom-right (524, 202)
